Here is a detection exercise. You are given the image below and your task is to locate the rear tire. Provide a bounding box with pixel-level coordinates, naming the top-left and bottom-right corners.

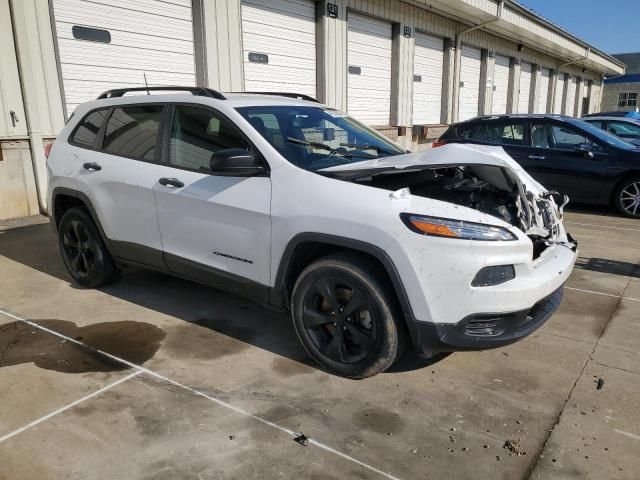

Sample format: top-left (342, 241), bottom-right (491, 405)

top-left (613, 176), bottom-right (640, 218)
top-left (291, 253), bottom-right (407, 379)
top-left (58, 207), bottom-right (119, 288)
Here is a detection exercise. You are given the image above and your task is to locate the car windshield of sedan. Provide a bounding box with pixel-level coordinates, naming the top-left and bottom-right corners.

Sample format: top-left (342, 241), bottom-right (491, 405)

top-left (236, 106), bottom-right (406, 171)
top-left (571, 119), bottom-right (638, 150)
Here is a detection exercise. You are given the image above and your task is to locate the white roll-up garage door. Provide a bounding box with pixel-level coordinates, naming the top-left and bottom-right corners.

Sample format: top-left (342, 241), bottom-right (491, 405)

top-left (518, 62), bottom-right (532, 113)
top-left (535, 68), bottom-right (550, 113)
top-left (347, 13), bottom-right (392, 125)
top-left (412, 32), bottom-right (444, 125)
top-left (51, 0), bottom-right (196, 117)
top-left (553, 74), bottom-right (565, 114)
top-left (566, 75), bottom-right (577, 116)
top-left (241, 0), bottom-right (316, 97)
top-left (458, 45), bottom-right (481, 121)
top-left (492, 54), bottom-right (510, 115)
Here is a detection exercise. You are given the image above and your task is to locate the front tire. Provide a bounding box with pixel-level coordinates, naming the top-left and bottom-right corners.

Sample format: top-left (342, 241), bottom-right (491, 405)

top-left (614, 176), bottom-right (640, 218)
top-left (58, 207), bottom-right (119, 288)
top-left (291, 253), bottom-right (406, 379)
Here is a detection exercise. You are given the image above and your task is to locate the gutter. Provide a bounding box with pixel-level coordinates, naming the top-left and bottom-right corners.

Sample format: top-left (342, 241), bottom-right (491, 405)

top-left (8, 0), bottom-right (48, 215)
top-left (451, 1), bottom-right (504, 123)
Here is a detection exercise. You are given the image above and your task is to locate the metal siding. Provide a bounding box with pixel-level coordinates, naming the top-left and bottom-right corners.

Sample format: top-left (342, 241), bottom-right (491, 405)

top-left (52, 0), bottom-right (196, 116)
top-left (535, 67), bottom-right (550, 113)
top-left (412, 32), bottom-right (443, 125)
top-left (517, 62), bottom-right (532, 113)
top-left (347, 12), bottom-right (392, 125)
top-left (241, 0), bottom-right (316, 96)
top-left (458, 45), bottom-right (481, 121)
top-left (491, 54), bottom-right (509, 114)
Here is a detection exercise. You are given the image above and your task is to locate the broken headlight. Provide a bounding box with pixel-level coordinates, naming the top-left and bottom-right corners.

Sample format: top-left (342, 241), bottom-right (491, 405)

top-left (400, 213), bottom-right (517, 241)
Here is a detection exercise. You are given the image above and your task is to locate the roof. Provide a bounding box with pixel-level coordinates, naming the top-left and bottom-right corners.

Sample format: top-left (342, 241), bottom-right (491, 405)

top-left (613, 53), bottom-right (640, 74)
top-left (604, 74), bottom-right (640, 85)
top-left (455, 113), bottom-right (571, 124)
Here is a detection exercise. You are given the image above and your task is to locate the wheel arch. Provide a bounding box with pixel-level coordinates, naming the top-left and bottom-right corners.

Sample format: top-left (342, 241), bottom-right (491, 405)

top-left (271, 233), bottom-right (414, 322)
top-left (609, 171), bottom-right (640, 205)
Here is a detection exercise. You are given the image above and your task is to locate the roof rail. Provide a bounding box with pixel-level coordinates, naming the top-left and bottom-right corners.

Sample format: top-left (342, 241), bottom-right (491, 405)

top-left (231, 91), bottom-right (320, 103)
top-left (97, 86), bottom-right (226, 100)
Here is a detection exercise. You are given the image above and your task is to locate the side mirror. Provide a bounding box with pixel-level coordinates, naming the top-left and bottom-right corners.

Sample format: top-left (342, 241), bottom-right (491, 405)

top-left (574, 142), bottom-right (594, 158)
top-left (209, 149), bottom-right (266, 176)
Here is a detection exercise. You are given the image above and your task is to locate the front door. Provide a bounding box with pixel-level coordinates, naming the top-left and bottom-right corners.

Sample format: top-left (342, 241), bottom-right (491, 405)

top-left (153, 104), bottom-right (271, 298)
top-left (523, 120), bottom-right (610, 201)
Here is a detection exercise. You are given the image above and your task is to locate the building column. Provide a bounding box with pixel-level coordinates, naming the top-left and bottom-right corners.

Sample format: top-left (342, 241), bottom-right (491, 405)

top-left (317, 0), bottom-right (348, 110)
top-left (530, 64), bottom-right (541, 113)
top-left (441, 38), bottom-right (456, 124)
top-left (390, 24), bottom-right (415, 127)
top-left (479, 49), bottom-right (494, 115)
top-left (574, 76), bottom-right (584, 117)
top-left (202, 0), bottom-right (244, 91)
top-left (507, 57), bottom-right (520, 113)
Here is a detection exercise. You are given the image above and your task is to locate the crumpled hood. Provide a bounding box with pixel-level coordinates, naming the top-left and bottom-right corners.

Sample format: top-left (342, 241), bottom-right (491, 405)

top-left (320, 143), bottom-right (547, 194)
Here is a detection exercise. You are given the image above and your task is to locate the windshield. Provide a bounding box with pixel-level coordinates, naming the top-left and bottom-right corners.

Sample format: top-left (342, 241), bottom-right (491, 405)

top-left (570, 118), bottom-right (638, 150)
top-left (236, 106), bottom-right (405, 171)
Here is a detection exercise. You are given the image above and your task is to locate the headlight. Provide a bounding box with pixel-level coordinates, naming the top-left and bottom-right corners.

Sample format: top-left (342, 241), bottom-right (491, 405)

top-left (400, 213), bottom-right (517, 241)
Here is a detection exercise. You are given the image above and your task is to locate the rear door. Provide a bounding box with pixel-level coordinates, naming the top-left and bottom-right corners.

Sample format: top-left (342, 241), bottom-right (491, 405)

top-left (524, 119), bottom-right (610, 200)
top-left (72, 104), bottom-right (166, 268)
top-left (153, 104), bottom-right (272, 297)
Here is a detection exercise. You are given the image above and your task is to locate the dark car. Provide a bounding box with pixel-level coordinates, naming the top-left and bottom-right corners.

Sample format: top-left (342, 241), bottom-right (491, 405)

top-left (581, 112), bottom-right (640, 147)
top-left (436, 114), bottom-right (640, 217)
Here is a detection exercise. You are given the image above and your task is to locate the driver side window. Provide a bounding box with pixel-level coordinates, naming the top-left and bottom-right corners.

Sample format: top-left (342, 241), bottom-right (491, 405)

top-left (169, 105), bottom-right (251, 172)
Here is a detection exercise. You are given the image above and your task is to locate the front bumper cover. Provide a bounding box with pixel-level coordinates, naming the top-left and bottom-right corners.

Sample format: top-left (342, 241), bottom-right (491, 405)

top-left (407, 285), bottom-right (564, 357)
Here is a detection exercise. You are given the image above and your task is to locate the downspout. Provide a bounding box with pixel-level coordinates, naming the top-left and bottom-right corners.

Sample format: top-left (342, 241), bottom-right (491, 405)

top-left (451, 1), bottom-right (504, 123)
top-left (8, 0), bottom-right (48, 215)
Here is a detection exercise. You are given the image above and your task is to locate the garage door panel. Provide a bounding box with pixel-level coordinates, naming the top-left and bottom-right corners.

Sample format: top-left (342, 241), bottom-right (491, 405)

top-left (492, 54), bottom-right (509, 114)
top-left (566, 76), bottom-right (576, 116)
top-left (60, 64), bottom-right (195, 85)
top-left (458, 45), bottom-right (481, 121)
top-left (553, 76), bottom-right (565, 114)
top-left (82, 0), bottom-right (192, 20)
top-left (348, 12), bottom-right (392, 125)
top-left (412, 32), bottom-right (443, 125)
top-left (535, 68), bottom-right (550, 113)
top-left (518, 63), bottom-right (532, 113)
top-left (241, 0), bottom-right (316, 96)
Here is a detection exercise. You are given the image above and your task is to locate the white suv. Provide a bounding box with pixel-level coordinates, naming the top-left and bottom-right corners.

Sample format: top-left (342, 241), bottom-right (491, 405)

top-left (47, 87), bottom-right (578, 378)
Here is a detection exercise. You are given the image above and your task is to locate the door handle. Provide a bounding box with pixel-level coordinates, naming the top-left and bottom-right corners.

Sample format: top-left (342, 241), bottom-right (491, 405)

top-left (158, 177), bottom-right (184, 188)
top-left (528, 155), bottom-right (546, 160)
top-left (83, 162), bottom-right (102, 171)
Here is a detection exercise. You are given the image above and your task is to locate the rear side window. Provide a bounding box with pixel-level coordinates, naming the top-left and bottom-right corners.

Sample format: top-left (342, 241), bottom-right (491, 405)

top-left (69, 109), bottom-right (109, 149)
top-left (103, 105), bottom-right (164, 161)
top-left (500, 123), bottom-right (525, 145)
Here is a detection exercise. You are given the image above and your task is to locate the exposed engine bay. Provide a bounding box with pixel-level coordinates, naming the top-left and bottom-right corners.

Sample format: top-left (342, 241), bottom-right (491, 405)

top-left (349, 164), bottom-right (570, 258)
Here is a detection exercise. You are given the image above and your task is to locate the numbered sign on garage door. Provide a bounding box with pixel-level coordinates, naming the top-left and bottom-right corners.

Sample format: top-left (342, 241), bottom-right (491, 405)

top-left (347, 13), bottom-right (392, 125)
top-left (51, 0), bottom-right (196, 116)
top-left (412, 32), bottom-right (444, 125)
top-left (535, 68), bottom-right (550, 113)
top-left (241, 0), bottom-right (316, 97)
top-left (457, 45), bottom-right (481, 121)
top-left (518, 63), bottom-right (532, 113)
top-left (492, 54), bottom-right (510, 115)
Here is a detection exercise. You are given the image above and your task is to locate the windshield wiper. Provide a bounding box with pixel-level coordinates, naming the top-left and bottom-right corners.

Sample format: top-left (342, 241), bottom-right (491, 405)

top-left (339, 143), bottom-right (400, 156)
top-left (286, 137), bottom-right (371, 158)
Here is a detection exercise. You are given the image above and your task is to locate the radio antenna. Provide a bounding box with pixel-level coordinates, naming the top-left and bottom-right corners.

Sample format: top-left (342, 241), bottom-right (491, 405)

top-left (143, 73), bottom-right (150, 95)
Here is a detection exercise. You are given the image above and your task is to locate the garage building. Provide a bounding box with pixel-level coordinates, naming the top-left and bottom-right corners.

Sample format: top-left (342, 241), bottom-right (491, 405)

top-left (0, 0), bottom-right (626, 221)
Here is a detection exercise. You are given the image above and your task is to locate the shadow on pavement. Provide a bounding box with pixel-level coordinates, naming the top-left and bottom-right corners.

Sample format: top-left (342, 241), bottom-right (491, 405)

top-left (0, 223), bottom-right (442, 375)
top-left (575, 256), bottom-right (640, 278)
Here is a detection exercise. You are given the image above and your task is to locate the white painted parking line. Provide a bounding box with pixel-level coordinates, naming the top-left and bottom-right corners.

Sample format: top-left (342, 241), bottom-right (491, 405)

top-left (0, 370), bottom-right (143, 444)
top-left (614, 429), bottom-right (640, 441)
top-left (0, 308), bottom-right (402, 480)
top-left (565, 221), bottom-right (640, 233)
top-left (565, 286), bottom-right (640, 303)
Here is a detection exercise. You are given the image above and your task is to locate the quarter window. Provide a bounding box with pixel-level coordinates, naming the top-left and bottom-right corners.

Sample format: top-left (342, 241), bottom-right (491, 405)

top-left (103, 105), bottom-right (164, 161)
top-left (499, 123), bottom-right (525, 145)
top-left (169, 105), bottom-right (251, 172)
top-left (618, 92), bottom-right (638, 108)
top-left (69, 109), bottom-right (110, 149)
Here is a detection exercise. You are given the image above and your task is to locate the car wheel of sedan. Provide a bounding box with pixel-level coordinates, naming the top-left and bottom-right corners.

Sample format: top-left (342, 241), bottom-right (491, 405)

top-left (291, 253), bottom-right (406, 379)
top-left (614, 176), bottom-right (640, 218)
top-left (58, 207), bottom-right (119, 287)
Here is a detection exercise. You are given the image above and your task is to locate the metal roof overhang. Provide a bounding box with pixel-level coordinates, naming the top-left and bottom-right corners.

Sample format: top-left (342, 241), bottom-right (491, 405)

top-left (403, 0), bottom-right (625, 76)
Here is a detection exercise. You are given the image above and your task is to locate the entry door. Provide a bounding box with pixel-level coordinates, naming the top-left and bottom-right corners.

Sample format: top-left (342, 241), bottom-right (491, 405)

top-left (72, 105), bottom-right (166, 268)
top-left (523, 120), bottom-right (610, 201)
top-left (153, 104), bottom-right (271, 294)
top-left (458, 45), bottom-right (481, 121)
